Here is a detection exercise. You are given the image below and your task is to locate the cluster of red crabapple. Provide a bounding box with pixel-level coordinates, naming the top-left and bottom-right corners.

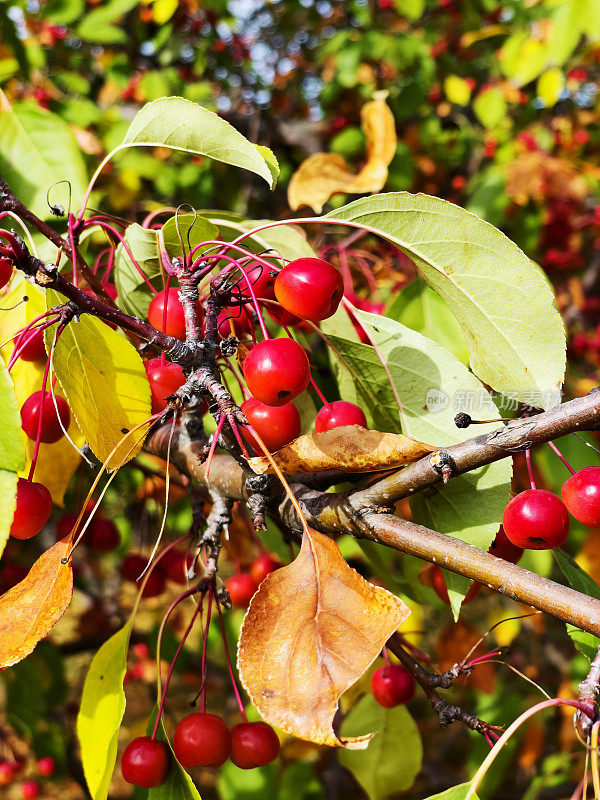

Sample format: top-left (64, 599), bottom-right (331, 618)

top-left (5, 227), bottom-right (600, 784)
top-left (0, 755), bottom-right (54, 799)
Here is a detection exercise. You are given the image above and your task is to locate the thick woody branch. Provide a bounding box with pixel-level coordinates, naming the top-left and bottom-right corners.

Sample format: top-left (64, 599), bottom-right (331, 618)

top-left (350, 391), bottom-right (600, 509)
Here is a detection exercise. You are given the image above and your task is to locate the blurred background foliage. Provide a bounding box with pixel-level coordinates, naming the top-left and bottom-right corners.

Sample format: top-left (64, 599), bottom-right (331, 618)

top-left (2, 1), bottom-right (600, 799)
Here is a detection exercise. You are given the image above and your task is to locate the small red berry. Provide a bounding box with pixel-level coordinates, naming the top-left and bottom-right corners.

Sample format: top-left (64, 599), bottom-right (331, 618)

top-left (173, 713), bottom-right (231, 768)
top-left (21, 781), bottom-right (40, 800)
top-left (561, 466), bottom-right (600, 527)
top-left (10, 479), bottom-right (52, 540)
top-left (489, 525), bottom-right (523, 563)
top-left (161, 549), bottom-right (189, 584)
top-left (148, 288), bottom-right (202, 340)
top-left (217, 305), bottom-right (253, 338)
top-left (243, 338), bottom-right (311, 406)
top-left (0, 256), bottom-right (13, 290)
top-left (16, 328), bottom-right (46, 362)
top-left (21, 391), bottom-right (70, 443)
top-left (121, 737), bottom-right (170, 788)
top-left (22, 395), bottom-right (62, 447)
top-left (241, 397), bottom-right (301, 453)
top-left (0, 761), bottom-right (13, 785)
top-left (88, 517), bottom-right (120, 552)
top-left (371, 664), bottom-right (415, 707)
top-left (250, 554), bottom-right (281, 585)
top-left (274, 258), bottom-right (343, 322)
top-left (315, 401), bottom-right (367, 433)
top-left (238, 263), bottom-right (274, 299)
top-left (121, 555), bottom-right (165, 597)
top-left (226, 573), bottom-right (257, 607)
top-left (144, 358), bottom-right (186, 413)
top-left (36, 757), bottom-right (55, 777)
top-left (503, 489), bottom-right (569, 549)
top-left (230, 721), bottom-right (280, 769)
top-left (431, 566), bottom-right (480, 605)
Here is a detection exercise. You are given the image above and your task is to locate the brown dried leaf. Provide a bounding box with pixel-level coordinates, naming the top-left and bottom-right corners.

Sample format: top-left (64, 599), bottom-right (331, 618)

top-left (436, 621), bottom-right (495, 694)
top-left (237, 527), bottom-right (409, 747)
top-left (288, 93), bottom-right (397, 213)
top-left (0, 537), bottom-right (73, 667)
top-left (506, 151), bottom-right (588, 206)
top-left (247, 425), bottom-right (436, 475)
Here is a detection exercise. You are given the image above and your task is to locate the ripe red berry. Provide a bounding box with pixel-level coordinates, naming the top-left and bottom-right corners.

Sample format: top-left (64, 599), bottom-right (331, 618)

top-left (161, 549), bottom-right (189, 584)
top-left (0, 256), bottom-right (13, 290)
top-left (16, 328), bottom-right (46, 362)
top-left (0, 761), bottom-right (13, 785)
top-left (561, 467), bottom-right (600, 527)
top-left (56, 512), bottom-right (84, 540)
top-left (121, 555), bottom-right (166, 598)
top-left (371, 664), bottom-right (415, 707)
top-left (241, 397), bottom-right (301, 453)
top-left (230, 721), bottom-right (280, 769)
top-left (250, 554), bottom-right (281, 585)
top-left (226, 573), bottom-right (257, 607)
top-left (36, 757), bottom-right (55, 777)
top-left (10, 479), bottom-right (52, 540)
top-left (21, 781), bottom-right (40, 800)
top-left (173, 713), bottom-right (231, 768)
top-left (238, 263), bottom-right (274, 299)
top-left (121, 736), bottom-right (170, 788)
top-left (21, 391), bottom-right (70, 443)
top-left (144, 358), bottom-right (185, 413)
top-left (315, 401), bottom-right (367, 433)
top-left (217, 305), bottom-right (253, 338)
top-left (431, 566), bottom-right (481, 605)
top-left (503, 489), bottom-right (569, 549)
top-left (243, 338), bottom-right (311, 406)
top-left (88, 517), bottom-right (120, 552)
top-left (489, 525), bottom-right (523, 563)
top-left (148, 288), bottom-right (202, 340)
top-left (274, 258), bottom-right (343, 322)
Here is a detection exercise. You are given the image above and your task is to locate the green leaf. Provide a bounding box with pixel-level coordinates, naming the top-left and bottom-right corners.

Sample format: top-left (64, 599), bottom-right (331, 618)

top-left (115, 224), bottom-right (164, 319)
top-left (444, 75), bottom-right (472, 106)
top-left (45, 290), bottom-right (152, 469)
top-left (218, 759), bottom-right (277, 800)
top-left (537, 69), bottom-right (565, 108)
top-left (162, 213), bottom-right (219, 261)
top-left (122, 98), bottom-right (278, 188)
top-left (386, 278), bottom-right (469, 364)
top-left (0, 357), bottom-right (26, 473)
top-left (76, 0), bottom-right (138, 44)
top-left (554, 550), bottom-right (600, 660)
top-left (324, 193), bottom-right (566, 409)
top-left (393, 0), bottom-right (425, 20)
top-left (499, 32), bottom-right (548, 87)
top-left (473, 88), bottom-right (507, 129)
top-left (0, 102), bottom-right (87, 219)
top-left (340, 310), bottom-right (512, 613)
top-left (0, 470), bottom-right (18, 561)
top-left (339, 695), bottom-right (422, 799)
top-left (422, 783), bottom-right (473, 800)
top-left (77, 623), bottom-right (132, 800)
top-left (41, 0), bottom-right (86, 25)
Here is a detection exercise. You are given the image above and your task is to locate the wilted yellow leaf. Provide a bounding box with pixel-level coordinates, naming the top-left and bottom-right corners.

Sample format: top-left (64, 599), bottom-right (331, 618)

top-left (288, 93), bottom-right (397, 213)
top-left (238, 527), bottom-right (409, 747)
top-left (247, 425), bottom-right (435, 475)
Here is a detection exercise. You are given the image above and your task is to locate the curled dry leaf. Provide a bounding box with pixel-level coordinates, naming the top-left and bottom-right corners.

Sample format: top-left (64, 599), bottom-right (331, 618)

top-left (288, 93), bottom-right (397, 213)
top-left (0, 537), bottom-right (73, 667)
top-left (238, 526), bottom-right (409, 747)
top-left (247, 425), bottom-right (436, 475)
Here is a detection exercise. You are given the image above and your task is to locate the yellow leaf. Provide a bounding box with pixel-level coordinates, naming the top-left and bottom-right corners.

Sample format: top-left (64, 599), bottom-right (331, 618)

top-left (537, 68), bottom-right (565, 108)
top-left (247, 425), bottom-right (436, 475)
top-left (288, 93), bottom-right (397, 213)
top-left (152, 0), bottom-right (178, 24)
top-left (238, 527), bottom-right (409, 747)
top-left (444, 75), bottom-right (472, 106)
top-left (45, 290), bottom-right (151, 469)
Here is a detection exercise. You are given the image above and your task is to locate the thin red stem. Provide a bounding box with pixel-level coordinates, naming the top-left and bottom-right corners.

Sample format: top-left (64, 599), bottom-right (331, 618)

top-left (525, 447), bottom-right (536, 490)
top-left (201, 583), bottom-right (214, 714)
top-left (548, 440), bottom-right (576, 475)
top-left (216, 597), bottom-right (247, 720)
